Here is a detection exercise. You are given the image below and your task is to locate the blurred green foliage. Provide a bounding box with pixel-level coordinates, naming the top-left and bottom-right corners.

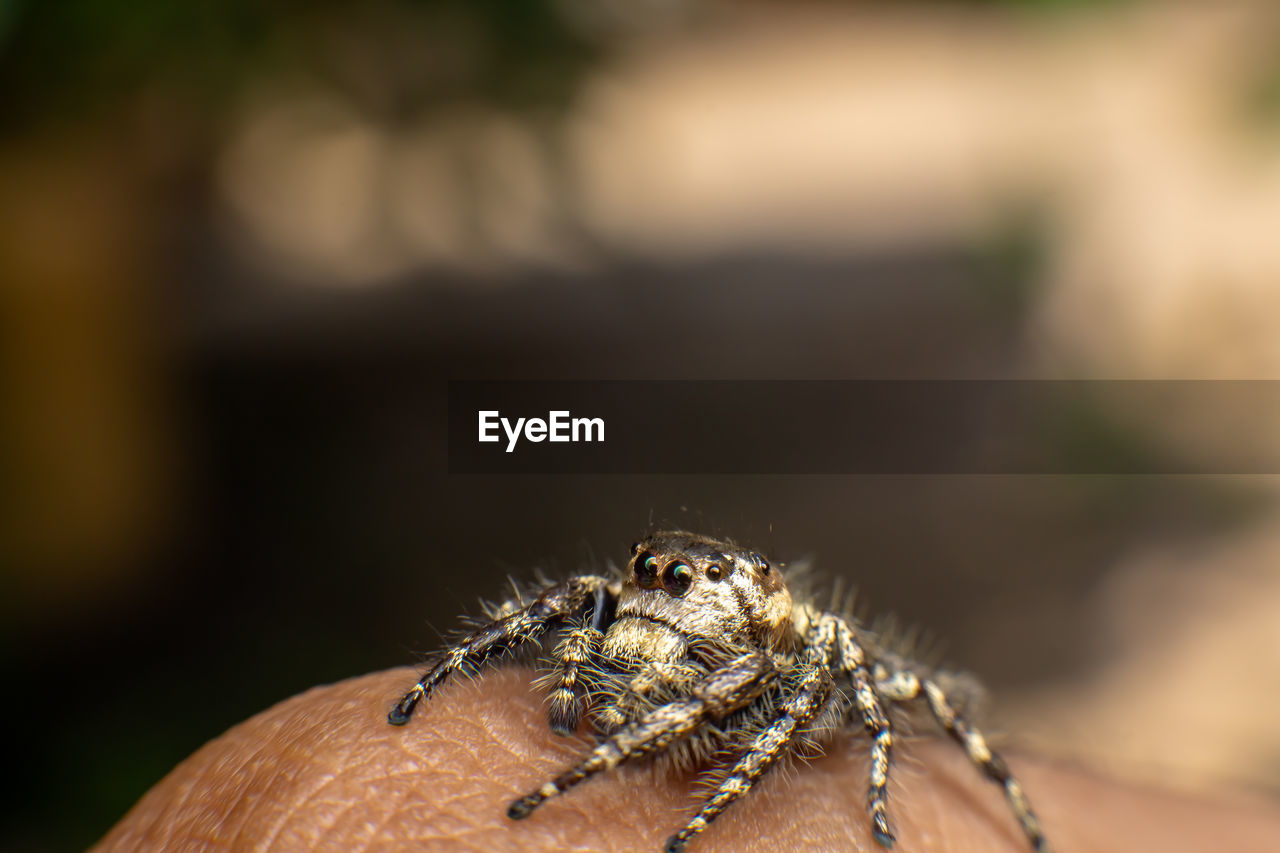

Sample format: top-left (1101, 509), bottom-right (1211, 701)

top-left (0, 0), bottom-right (597, 132)
top-left (1249, 49), bottom-right (1280, 128)
top-left (0, 0), bottom-right (1135, 134)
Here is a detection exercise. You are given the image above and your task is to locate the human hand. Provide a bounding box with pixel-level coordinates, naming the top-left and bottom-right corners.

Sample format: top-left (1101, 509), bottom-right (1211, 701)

top-left (95, 667), bottom-right (1280, 852)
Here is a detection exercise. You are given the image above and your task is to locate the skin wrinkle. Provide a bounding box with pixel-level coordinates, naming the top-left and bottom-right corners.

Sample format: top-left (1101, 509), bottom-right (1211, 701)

top-left (249, 769), bottom-right (315, 849)
top-left (94, 667), bottom-right (1280, 853)
top-left (236, 712), bottom-right (338, 852)
top-left (314, 793), bottom-right (388, 853)
top-left (271, 768), bottom-right (364, 851)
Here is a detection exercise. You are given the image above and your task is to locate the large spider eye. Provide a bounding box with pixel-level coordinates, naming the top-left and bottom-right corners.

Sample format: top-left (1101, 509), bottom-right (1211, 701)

top-left (705, 564), bottom-right (723, 581)
top-left (662, 562), bottom-right (694, 597)
top-left (634, 552), bottom-right (660, 588)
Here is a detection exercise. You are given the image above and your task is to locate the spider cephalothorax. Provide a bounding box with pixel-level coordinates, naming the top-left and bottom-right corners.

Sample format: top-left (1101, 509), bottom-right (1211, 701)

top-left (389, 531), bottom-right (1050, 852)
top-left (609, 532), bottom-right (792, 660)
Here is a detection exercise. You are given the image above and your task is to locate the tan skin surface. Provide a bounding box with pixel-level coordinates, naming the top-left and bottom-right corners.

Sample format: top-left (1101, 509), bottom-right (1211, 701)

top-left (96, 668), bottom-right (1280, 853)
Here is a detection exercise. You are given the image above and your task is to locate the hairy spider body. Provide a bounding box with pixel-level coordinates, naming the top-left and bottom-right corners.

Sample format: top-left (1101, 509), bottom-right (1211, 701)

top-left (389, 531), bottom-right (1050, 852)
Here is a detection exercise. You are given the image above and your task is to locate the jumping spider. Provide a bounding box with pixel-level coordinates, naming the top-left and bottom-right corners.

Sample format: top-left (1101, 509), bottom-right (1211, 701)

top-left (389, 531), bottom-right (1049, 852)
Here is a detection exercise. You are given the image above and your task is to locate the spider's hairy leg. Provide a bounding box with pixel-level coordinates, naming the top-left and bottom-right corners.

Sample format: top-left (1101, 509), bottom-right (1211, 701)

top-left (923, 679), bottom-right (1051, 853)
top-left (591, 660), bottom-right (704, 736)
top-left (854, 670), bottom-right (896, 849)
top-left (664, 665), bottom-right (834, 853)
top-left (544, 625), bottom-right (602, 736)
top-left (508, 652), bottom-right (777, 820)
top-left (388, 575), bottom-right (613, 726)
top-left (872, 665), bottom-right (921, 702)
top-left (808, 610), bottom-right (898, 848)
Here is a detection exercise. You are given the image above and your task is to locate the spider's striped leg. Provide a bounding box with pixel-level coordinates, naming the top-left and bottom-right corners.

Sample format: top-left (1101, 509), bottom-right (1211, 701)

top-left (922, 679), bottom-right (1050, 852)
top-left (592, 659), bottom-right (704, 734)
top-left (872, 666), bottom-right (921, 702)
top-left (388, 575), bottom-right (613, 725)
top-left (542, 625), bottom-right (602, 735)
top-left (807, 610), bottom-right (898, 847)
top-left (847, 648), bottom-right (897, 847)
top-left (508, 652), bottom-right (776, 819)
top-left (665, 665), bottom-right (833, 853)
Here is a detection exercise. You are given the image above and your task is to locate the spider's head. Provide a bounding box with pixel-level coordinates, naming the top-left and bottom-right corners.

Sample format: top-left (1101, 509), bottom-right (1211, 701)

top-left (620, 531), bottom-right (792, 649)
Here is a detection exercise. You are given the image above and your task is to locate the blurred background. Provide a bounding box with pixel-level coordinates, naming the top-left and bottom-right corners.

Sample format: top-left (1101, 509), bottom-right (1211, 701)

top-left (3, 0), bottom-right (1280, 849)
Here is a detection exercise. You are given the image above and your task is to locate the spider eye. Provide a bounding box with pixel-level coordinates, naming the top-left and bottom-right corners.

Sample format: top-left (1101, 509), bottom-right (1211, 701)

top-left (752, 554), bottom-right (771, 575)
top-left (662, 562), bottom-right (694, 597)
top-left (635, 552), bottom-right (661, 588)
top-left (705, 564), bottom-right (723, 581)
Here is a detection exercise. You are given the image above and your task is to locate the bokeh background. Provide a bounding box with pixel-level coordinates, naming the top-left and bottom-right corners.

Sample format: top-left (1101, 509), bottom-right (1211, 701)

top-left (4, 0), bottom-right (1280, 849)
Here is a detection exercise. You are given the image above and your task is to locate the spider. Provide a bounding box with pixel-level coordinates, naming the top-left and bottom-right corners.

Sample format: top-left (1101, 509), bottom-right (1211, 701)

top-left (389, 531), bottom-right (1050, 852)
